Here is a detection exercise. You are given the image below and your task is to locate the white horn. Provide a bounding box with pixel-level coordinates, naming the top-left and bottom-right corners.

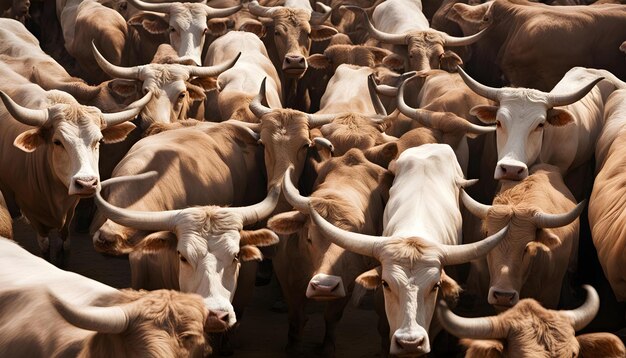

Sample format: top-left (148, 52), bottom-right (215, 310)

top-left (437, 300), bottom-right (506, 339)
top-left (0, 90), bottom-right (48, 127)
top-left (460, 188), bottom-right (491, 219)
top-left (307, 112), bottom-right (338, 127)
top-left (368, 74), bottom-right (387, 116)
top-left (223, 185), bottom-right (280, 226)
top-left (187, 53), bottom-right (241, 78)
top-left (440, 26), bottom-right (488, 47)
top-left (533, 200), bottom-right (586, 229)
top-left (561, 285), bottom-right (600, 331)
top-left (281, 166), bottom-right (310, 212)
top-left (126, 0), bottom-right (171, 13)
top-left (49, 291), bottom-right (129, 334)
top-left (249, 77), bottom-right (273, 118)
top-left (439, 225), bottom-right (509, 266)
top-left (457, 66), bottom-right (500, 102)
top-left (101, 92), bottom-right (150, 127)
top-left (546, 77), bottom-right (604, 107)
top-left (204, 3), bottom-right (242, 18)
top-left (247, 0), bottom-right (279, 18)
top-left (92, 42), bottom-right (141, 80)
top-left (342, 6), bottom-right (406, 45)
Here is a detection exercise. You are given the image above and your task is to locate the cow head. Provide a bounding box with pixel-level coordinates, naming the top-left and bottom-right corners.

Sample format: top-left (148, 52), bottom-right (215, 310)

top-left (0, 91), bottom-right (146, 196)
top-left (458, 67), bottom-right (603, 180)
top-left (437, 285), bottom-right (605, 358)
top-left (343, 5), bottom-right (486, 72)
top-left (245, 1), bottom-right (337, 78)
top-left (94, 172), bottom-right (280, 330)
top-left (306, 200), bottom-right (508, 356)
top-left (127, 0), bottom-right (242, 65)
top-left (92, 43), bottom-right (238, 126)
top-left (460, 182), bottom-right (585, 309)
top-left (307, 44), bottom-right (394, 72)
top-left (51, 289), bottom-right (210, 357)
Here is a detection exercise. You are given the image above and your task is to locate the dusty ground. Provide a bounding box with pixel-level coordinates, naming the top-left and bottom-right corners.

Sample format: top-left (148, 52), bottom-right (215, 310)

top-left (12, 220), bottom-right (383, 357)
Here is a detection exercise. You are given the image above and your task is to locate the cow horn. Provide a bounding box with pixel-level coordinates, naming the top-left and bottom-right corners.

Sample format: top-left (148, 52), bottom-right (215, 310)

top-left (101, 93), bottom-right (150, 127)
top-left (342, 6), bottom-right (406, 45)
top-left (0, 90), bottom-right (48, 127)
top-left (49, 291), bottom-right (129, 334)
top-left (533, 200), bottom-right (586, 229)
top-left (374, 84), bottom-right (398, 97)
top-left (310, 2), bottom-right (332, 25)
top-left (247, 1), bottom-right (279, 18)
top-left (396, 75), bottom-right (422, 121)
top-left (126, 0), bottom-right (171, 13)
top-left (249, 78), bottom-right (273, 118)
top-left (95, 172), bottom-right (180, 231)
top-left (368, 74), bottom-right (387, 116)
top-left (282, 167), bottom-right (309, 212)
top-left (459, 189), bottom-right (491, 219)
top-left (309, 203), bottom-right (387, 258)
top-left (307, 113), bottom-right (338, 127)
top-left (546, 77), bottom-right (604, 107)
top-left (224, 185), bottom-right (280, 226)
top-left (204, 3), bottom-right (242, 18)
top-left (439, 225), bottom-right (508, 266)
top-left (457, 67), bottom-right (500, 102)
top-left (187, 52), bottom-right (241, 78)
top-left (92, 42), bottom-right (141, 80)
top-left (561, 285), bottom-right (600, 331)
top-left (313, 137), bottom-right (334, 153)
top-left (436, 300), bottom-right (507, 339)
top-left (439, 27), bottom-right (488, 47)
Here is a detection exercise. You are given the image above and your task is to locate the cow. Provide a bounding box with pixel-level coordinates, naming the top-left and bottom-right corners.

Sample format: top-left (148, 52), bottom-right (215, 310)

top-left (457, 66), bottom-right (610, 186)
top-left (461, 163), bottom-right (584, 309)
top-left (0, 0), bottom-right (29, 23)
top-left (0, 62), bottom-right (147, 262)
top-left (125, 0), bottom-right (242, 66)
top-left (447, 0), bottom-right (626, 90)
top-left (341, 1), bottom-right (487, 73)
top-left (203, 30), bottom-right (282, 123)
top-left (0, 190), bottom-right (11, 240)
top-left (437, 285), bottom-right (626, 358)
top-left (588, 74), bottom-right (626, 302)
top-left (0, 237), bottom-right (211, 357)
top-left (267, 150), bottom-right (392, 354)
top-left (303, 144), bottom-right (509, 356)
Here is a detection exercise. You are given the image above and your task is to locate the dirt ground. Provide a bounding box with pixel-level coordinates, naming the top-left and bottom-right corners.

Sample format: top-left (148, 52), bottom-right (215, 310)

top-left (12, 220), bottom-right (383, 357)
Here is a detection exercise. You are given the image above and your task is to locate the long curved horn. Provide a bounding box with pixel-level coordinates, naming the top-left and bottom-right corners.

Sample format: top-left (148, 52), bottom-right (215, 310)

top-left (223, 185), bottom-right (280, 226)
top-left (546, 77), bottom-right (604, 107)
top-left (101, 96), bottom-right (148, 128)
top-left (457, 67), bottom-right (500, 102)
top-left (125, 90), bottom-right (153, 110)
top-left (460, 188), bottom-right (491, 219)
top-left (282, 166), bottom-right (309, 212)
top-left (49, 291), bottom-right (129, 334)
top-left (307, 113), bottom-right (338, 127)
top-left (187, 53), bottom-right (241, 78)
top-left (309, 203), bottom-right (387, 258)
top-left (92, 42), bottom-right (141, 80)
top-left (342, 5), bottom-right (406, 45)
top-left (249, 77), bottom-right (273, 118)
top-left (439, 27), bottom-right (488, 47)
top-left (561, 285), bottom-right (600, 331)
top-left (95, 172), bottom-right (180, 231)
top-left (0, 90), bottom-right (48, 127)
top-left (313, 137), bottom-right (334, 153)
top-left (247, 0), bottom-right (279, 18)
top-left (439, 225), bottom-right (508, 266)
top-left (310, 2), bottom-right (332, 25)
top-left (204, 3), bottom-right (242, 18)
top-left (126, 0), bottom-right (171, 13)
top-left (533, 200), bottom-right (586, 229)
top-left (436, 300), bottom-right (506, 339)
top-left (396, 75), bottom-right (420, 120)
top-left (368, 74), bottom-right (387, 116)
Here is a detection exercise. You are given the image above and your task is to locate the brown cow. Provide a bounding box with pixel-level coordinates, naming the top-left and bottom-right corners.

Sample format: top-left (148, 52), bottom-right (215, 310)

top-left (0, 190), bottom-right (11, 240)
top-left (437, 285), bottom-right (626, 358)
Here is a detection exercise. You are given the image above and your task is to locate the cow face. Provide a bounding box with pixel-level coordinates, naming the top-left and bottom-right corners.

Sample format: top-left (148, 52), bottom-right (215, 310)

top-left (319, 114), bottom-right (390, 155)
top-left (405, 32), bottom-right (451, 72)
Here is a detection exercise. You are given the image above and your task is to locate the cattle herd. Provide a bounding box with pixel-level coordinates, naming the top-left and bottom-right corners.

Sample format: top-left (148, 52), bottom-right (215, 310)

top-left (0, 0), bottom-right (625, 356)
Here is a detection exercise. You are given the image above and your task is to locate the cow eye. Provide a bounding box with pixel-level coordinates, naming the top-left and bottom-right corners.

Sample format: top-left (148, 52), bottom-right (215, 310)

top-left (178, 92), bottom-right (186, 100)
top-left (169, 27), bottom-right (176, 33)
top-left (233, 253), bottom-right (240, 263)
top-left (381, 280), bottom-right (389, 289)
top-left (274, 30), bottom-right (280, 36)
top-left (177, 251), bottom-right (188, 263)
top-left (53, 139), bottom-right (63, 147)
top-left (203, 28), bottom-right (208, 34)
top-left (536, 122), bottom-right (545, 130)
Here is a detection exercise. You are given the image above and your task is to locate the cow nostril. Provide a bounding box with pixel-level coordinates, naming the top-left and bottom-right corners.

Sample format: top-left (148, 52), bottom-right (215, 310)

top-left (298, 58), bottom-right (305, 64)
top-left (517, 167), bottom-right (524, 174)
top-left (75, 178), bottom-right (98, 189)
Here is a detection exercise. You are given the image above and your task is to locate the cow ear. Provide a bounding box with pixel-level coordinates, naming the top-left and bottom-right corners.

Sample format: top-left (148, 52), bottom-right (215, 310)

top-left (355, 266), bottom-right (382, 290)
top-left (363, 142), bottom-right (398, 169)
top-left (439, 50), bottom-right (463, 72)
top-left (470, 105), bottom-right (498, 124)
top-left (137, 231), bottom-right (177, 251)
top-left (460, 339), bottom-right (505, 358)
top-left (440, 270), bottom-right (462, 302)
top-left (207, 18), bottom-right (232, 37)
top-left (107, 79), bottom-right (140, 97)
top-left (185, 82), bottom-right (208, 101)
top-left (14, 128), bottom-right (44, 152)
top-left (240, 228), bottom-right (279, 247)
top-left (128, 13), bottom-right (170, 35)
top-left (311, 25), bottom-right (338, 42)
top-left (536, 229), bottom-right (562, 250)
top-left (382, 54), bottom-right (405, 70)
top-left (102, 122), bottom-right (136, 144)
top-left (240, 245), bottom-right (263, 262)
top-left (547, 108), bottom-right (574, 126)
top-left (239, 20), bottom-right (266, 38)
top-left (576, 332), bottom-right (626, 358)
top-left (307, 54), bottom-right (331, 69)
top-left (366, 47), bottom-right (394, 63)
top-left (267, 211), bottom-right (307, 235)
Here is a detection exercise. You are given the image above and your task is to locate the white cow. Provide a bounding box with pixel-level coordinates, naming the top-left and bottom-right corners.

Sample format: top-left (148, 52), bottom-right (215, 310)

top-left (307, 144), bottom-right (508, 356)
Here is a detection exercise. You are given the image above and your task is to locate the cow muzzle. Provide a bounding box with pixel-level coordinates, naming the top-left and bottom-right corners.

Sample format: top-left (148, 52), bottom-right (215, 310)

top-left (282, 54), bottom-right (307, 77)
top-left (391, 331), bottom-right (430, 356)
top-left (488, 287), bottom-right (519, 308)
top-left (69, 176), bottom-right (99, 196)
top-left (306, 274), bottom-right (346, 300)
top-left (494, 160), bottom-right (528, 181)
top-left (204, 310), bottom-right (231, 333)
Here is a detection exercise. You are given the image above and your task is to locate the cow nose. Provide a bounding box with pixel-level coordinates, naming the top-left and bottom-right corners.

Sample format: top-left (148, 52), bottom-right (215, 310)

top-left (70, 176), bottom-right (98, 196)
top-left (306, 274), bottom-right (346, 300)
top-left (489, 287), bottom-right (519, 307)
top-left (392, 334), bottom-right (429, 355)
top-left (205, 310), bottom-right (230, 333)
top-left (282, 55), bottom-right (307, 73)
top-left (495, 162), bottom-right (528, 180)
top-left (284, 55), bottom-right (305, 65)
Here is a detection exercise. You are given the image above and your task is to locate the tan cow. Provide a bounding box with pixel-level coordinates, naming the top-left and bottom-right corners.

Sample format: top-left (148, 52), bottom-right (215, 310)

top-left (0, 237), bottom-right (210, 358)
top-left (437, 285), bottom-right (626, 358)
top-left (462, 164), bottom-right (584, 309)
top-left (268, 150), bottom-right (392, 354)
top-left (0, 190), bottom-right (11, 240)
top-left (0, 62), bottom-right (146, 261)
